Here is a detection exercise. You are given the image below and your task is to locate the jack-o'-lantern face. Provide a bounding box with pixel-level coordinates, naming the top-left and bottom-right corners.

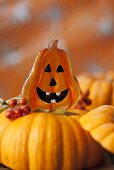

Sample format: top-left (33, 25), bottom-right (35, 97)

top-left (36, 63), bottom-right (69, 104)
top-left (21, 40), bottom-right (80, 111)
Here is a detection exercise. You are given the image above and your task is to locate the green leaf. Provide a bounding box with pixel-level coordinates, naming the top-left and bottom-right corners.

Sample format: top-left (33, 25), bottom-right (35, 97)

top-left (52, 109), bottom-right (67, 114)
top-left (0, 107), bottom-right (7, 113)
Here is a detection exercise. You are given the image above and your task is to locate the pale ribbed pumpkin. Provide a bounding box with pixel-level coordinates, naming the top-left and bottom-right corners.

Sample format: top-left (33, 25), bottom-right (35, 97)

top-left (80, 105), bottom-right (114, 154)
top-left (0, 109), bottom-right (103, 170)
top-left (21, 40), bottom-right (80, 111)
top-left (77, 71), bottom-right (114, 110)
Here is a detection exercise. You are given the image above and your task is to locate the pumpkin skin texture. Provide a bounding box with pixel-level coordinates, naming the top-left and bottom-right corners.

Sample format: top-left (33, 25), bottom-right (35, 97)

top-left (77, 72), bottom-right (114, 110)
top-left (21, 40), bottom-right (80, 111)
top-left (80, 105), bottom-right (114, 154)
top-left (0, 110), bottom-right (102, 170)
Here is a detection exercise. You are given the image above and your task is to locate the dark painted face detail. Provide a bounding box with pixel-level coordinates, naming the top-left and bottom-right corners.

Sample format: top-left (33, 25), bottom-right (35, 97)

top-left (57, 65), bottom-right (64, 73)
top-left (36, 87), bottom-right (69, 103)
top-left (45, 64), bottom-right (64, 73)
top-left (45, 64), bottom-right (51, 72)
top-left (49, 78), bottom-right (57, 86)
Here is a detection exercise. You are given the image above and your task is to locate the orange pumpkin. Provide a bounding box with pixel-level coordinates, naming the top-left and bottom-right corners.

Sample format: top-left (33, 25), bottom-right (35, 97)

top-left (21, 40), bottom-right (80, 111)
top-left (80, 105), bottom-right (114, 154)
top-left (0, 109), bottom-right (103, 170)
top-left (0, 40), bottom-right (104, 169)
top-left (77, 71), bottom-right (114, 110)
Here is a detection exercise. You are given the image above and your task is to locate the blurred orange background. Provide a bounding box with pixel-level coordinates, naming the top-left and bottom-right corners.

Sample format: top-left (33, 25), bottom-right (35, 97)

top-left (0, 0), bottom-right (114, 99)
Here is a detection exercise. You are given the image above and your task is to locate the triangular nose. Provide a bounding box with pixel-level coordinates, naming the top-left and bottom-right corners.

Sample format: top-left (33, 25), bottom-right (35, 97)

top-left (49, 78), bottom-right (57, 86)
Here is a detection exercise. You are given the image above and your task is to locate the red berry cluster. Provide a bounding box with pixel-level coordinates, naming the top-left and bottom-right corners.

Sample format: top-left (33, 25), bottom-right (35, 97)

top-left (6, 98), bottom-right (31, 120)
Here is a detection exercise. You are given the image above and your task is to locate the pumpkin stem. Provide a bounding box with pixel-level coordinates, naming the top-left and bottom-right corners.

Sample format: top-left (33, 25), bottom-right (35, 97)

top-left (48, 40), bottom-right (58, 50)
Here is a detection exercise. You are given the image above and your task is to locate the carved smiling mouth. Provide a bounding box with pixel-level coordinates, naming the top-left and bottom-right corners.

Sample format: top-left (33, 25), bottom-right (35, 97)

top-left (36, 87), bottom-right (69, 103)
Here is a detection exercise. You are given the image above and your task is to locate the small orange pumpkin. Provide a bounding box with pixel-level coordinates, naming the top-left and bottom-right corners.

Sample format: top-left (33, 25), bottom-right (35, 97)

top-left (21, 40), bottom-right (80, 111)
top-left (77, 71), bottom-right (114, 110)
top-left (80, 105), bottom-right (114, 154)
top-left (0, 109), bottom-right (103, 170)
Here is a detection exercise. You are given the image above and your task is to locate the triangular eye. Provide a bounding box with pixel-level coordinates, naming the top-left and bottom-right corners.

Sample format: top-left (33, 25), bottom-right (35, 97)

top-left (45, 64), bottom-right (51, 72)
top-left (57, 65), bottom-right (64, 73)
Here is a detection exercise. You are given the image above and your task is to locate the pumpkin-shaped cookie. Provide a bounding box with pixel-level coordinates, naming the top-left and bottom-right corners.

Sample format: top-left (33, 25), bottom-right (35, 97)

top-left (22, 40), bottom-right (80, 111)
top-left (0, 109), bottom-right (103, 170)
top-left (80, 105), bottom-right (114, 154)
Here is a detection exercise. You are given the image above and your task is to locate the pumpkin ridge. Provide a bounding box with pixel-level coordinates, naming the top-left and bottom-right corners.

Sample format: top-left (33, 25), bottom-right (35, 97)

top-left (80, 117), bottom-right (113, 132)
top-left (87, 79), bottom-right (97, 109)
top-left (63, 116), bottom-right (87, 169)
top-left (24, 114), bottom-right (39, 170)
top-left (78, 72), bottom-right (114, 110)
top-left (109, 80), bottom-right (114, 105)
top-left (52, 115), bottom-right (64, 170)
top-left (64, 115), bottom-right (102, 168)
top-left (60, 51), bottom-right (69, 90)
top-left (111, 81), bottom-right (114, 105)
top-left (86, 77), bottom-right (94, 94)
top-left (28, 113), bottom-right (64, 170)
top-left (101, 131), bottom-right (114, 154)
top-left (61, 51), bottom-right (79, 108)
top-left (33, 50), bottom-right (49, 108)
top-left (21, 49), bottom-right (49, 108)
top-left (58, 116), bottom-right (82, 170)
top-left (28, 113), bottom-right (49, 170)
top-left (78, 74), bottom-right (94, 94)
top-left (88, 80), bottom-right (106, 109)
top-left (90, 123), bottom-right (114, 141)
top-left (63, 54), bottom-right (73, 107)
top-left (46, 114), bottom-right (64, 170)
top-left (0, 112), bottom-right (13, 163)
top-left (50, 50), bottom-right (58, 111)
top-left (1, 115), bottom-right (36, 170)
top-left (37, 50), bottom-right (50, 86)
top-left (80, 106), bottom-right (114, 131)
